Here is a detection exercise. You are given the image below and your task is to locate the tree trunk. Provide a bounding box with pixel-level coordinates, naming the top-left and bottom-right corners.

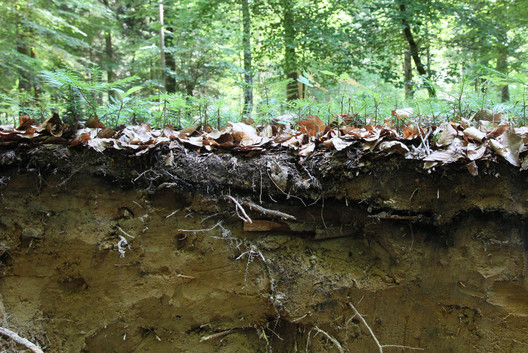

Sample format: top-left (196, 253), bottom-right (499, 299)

top-left (102, 0), bottom-right (117, 102)
top-left (399, 4), bottom-right (435, 97)
top-left (15, 16), bottom-right (35, 115)
top-left (159, 1), bottom-right (166, 92)
top-left (404, 48), bottom-right (413, 100)
top-left (165, 26), bottom-right (176, 93)
top-left (282, 0), bottom-right (298, 101)
top-left (16, 42), bottom-right (32, 93)
top-left (241, 0), bottom-right (253, 116)
top-left (496, 49), bottom-right (509, 102)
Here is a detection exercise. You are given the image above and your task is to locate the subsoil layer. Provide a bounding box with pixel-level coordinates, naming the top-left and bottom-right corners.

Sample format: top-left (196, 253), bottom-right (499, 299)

top-left (1, 145), bottom-right (528, 352)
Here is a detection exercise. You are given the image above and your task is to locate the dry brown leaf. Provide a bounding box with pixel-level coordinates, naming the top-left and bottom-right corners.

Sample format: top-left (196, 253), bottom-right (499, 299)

top-left (489, 125), bottom-right (509, 139)
top-left (463, 127), bottom-right (486, 142)
top-left (86, 115), bottom-right (105, 129)
top-left (37, 113), bottom-right (63, 137)
top-left (229, 122), bottom-right (262, 145)
top-left (402, 124), bottom-right (420, 139)
top-left (17, 116), bottom-right (36, 130)
top-left (424, 139), bottom-right (466, 164)
top-left (329, 137), bottom-right (353, 151)
top-left (178, 125), bottom-right (200, 136)
top-left (97, 128), bottom-right (116, 138)
top-left (70, 132), bottom-right (91, 147)
top-left (299, 116), bottom-right (326, 137)
top-left (378, 141), bottom-right (410, 154)
top-left (466, 144), bottom-right (487, 161)
top-left (488, 139), bottom-right (520, 166)
top-left (437, 123), bottom-right (457, 146)
top-left (499, 129), bottom-right (522, 166)
top-left (162, 125), bottom-right (179, 139)
top-left (299, 142), bottom-right (315, 156)
top-left (119, 125), bottom-right (153, 145)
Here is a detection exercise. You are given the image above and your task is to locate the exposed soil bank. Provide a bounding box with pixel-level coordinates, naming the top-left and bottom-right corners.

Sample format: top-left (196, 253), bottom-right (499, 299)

top-left (1, 145), bottom-right (528, 352)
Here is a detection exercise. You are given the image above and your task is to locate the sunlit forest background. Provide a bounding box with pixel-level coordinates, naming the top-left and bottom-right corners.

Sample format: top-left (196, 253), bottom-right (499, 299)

top-left (1, 0), bottom-right (528, 128)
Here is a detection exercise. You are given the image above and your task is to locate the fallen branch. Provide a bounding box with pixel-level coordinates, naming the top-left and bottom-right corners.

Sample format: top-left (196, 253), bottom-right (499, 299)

top-left (348, 302), bottom-right (424, 352)
top-left (242, 201), bottom-right (296, 220)
top-left (225, 195), bottom-right (252, 223)
top-left (313, 326), bottom-right (344, 353)
top-left (0, 327), bottom-right (44, 353)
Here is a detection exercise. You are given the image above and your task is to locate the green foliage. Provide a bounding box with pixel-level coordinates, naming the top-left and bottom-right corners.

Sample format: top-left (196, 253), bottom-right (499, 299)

top-left (1, 0), bottom-right (528, 129)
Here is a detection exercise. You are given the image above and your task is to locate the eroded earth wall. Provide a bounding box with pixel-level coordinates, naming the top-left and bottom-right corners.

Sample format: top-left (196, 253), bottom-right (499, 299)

top-left (1, 145), bottom-right (528, 352)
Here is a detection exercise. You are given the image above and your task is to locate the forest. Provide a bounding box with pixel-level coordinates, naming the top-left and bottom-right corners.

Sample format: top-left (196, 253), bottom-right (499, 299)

top-left (2, 0), bottom-right (528, 129)
top-left (4, 1), bottom-right (528, 353)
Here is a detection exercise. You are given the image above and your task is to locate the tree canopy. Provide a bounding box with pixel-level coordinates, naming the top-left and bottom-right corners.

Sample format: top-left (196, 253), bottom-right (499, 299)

top-left (1, 0), bottom-right (528, 127)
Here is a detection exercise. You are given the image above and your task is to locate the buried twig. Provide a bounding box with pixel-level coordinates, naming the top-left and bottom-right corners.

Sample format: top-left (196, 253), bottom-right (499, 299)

top-left (242, 201), bottom-right (296, 220)
top-left (199, 329), bottom-right (233, 342)
top-left (225, 195), bottom-right (252, 223)
top-left (176, 273), bottom-right (196, 280)
top-left (0, 326), bottom-right (44, 353)
top-left (165, 209), bottom-right (180, 219)
top-left (117, 226), bottom-right (135, 239)
top-left (313, 326), bottom-right (344, 353)
top-left (348, 302), bottom-right (424, 352)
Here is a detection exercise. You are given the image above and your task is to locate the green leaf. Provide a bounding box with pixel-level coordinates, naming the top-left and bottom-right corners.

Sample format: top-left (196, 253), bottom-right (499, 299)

top-left (320, 70), bottom-right (337, 76)
top-left (125, 86), bottom-right (143, 97)
top-left (298, 75), bottom-right (314, 87)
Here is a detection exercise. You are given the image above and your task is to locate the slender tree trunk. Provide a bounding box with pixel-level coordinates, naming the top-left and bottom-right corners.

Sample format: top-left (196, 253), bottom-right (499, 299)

top-left (16, 43), bottom-right (32, 92)
top-left (399, 4), bottom-right (435, 97)
top-left (404, 48), bottom-right (413, 100)
top-left (102, 0), bottom-right (117, 102)
top-left (282, 0), bottom-right (298, 101)
top-left (241, 0), bottom-right (253, 115)
top-left (496, 48), bottom-right (509, 102)
top-left (159, 0), bottom-right (166, 92)
top-left (15, 14), bottom-right (35, 115)
top-left (165, 26), bottom-right (176, 93)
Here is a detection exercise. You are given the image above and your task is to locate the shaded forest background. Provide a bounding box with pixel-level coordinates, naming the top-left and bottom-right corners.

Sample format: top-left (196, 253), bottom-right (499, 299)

top-left (1, 0), bottom-right (528, 128)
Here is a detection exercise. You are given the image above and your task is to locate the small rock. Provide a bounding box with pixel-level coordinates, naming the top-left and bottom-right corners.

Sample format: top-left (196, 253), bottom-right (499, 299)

top-left (21, 227), bottom-right (45, 240)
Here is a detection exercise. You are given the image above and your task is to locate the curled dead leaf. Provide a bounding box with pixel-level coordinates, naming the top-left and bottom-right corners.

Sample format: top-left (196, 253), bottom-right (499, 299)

top-left (37, 113), bottom-right (64, 137)
top-left (17, 116), bottom-right (36, 130)
top-left (463, 127), bottom-right (486, 142)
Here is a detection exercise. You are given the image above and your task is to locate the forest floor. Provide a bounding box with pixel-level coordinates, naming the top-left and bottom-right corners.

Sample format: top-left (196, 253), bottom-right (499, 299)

top-left (1, 115), bottom-right (528, 352)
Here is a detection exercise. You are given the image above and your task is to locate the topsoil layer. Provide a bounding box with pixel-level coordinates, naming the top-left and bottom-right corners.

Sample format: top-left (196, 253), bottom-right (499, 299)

top-left (0, 143), bottom-right (528, 352)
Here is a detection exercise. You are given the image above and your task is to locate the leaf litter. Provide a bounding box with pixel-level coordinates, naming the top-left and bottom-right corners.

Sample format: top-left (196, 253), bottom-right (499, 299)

top-left (2, 113), bottom-right (528, 174)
